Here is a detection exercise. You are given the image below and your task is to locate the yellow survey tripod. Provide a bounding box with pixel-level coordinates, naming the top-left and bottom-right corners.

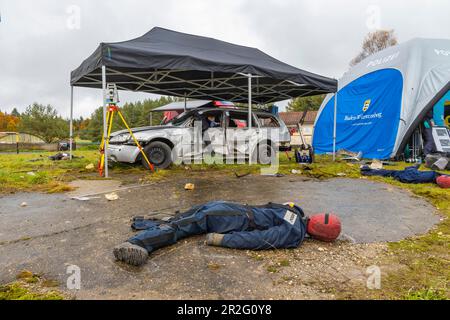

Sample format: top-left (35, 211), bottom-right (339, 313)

top-left (98, 103), bottom-right (155, 176)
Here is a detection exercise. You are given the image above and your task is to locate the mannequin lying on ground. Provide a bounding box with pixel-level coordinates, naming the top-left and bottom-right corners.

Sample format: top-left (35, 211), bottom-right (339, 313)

top-left (113, 201), bottom-right (342, 266)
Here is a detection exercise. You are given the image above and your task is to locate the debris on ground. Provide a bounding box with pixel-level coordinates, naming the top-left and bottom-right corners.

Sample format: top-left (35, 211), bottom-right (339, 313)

top-left (291, 169), bottom-right (301, 174)
top-left (20, 202), bottom-right (27, 207)
top-left (85, 163), bottom-right (95, 170)
top-left (26, 172), bottom-right (36, 176)
top-left (234, 171), bottom-right (251, 178)
top-left (105, 192), bottom-right (119, 201)
top-left (184, 183), bottom-right (195, 191)
top-left (72, 196), bottom-right (101, 201)
top-left (48, 153), bottom-right (69, 161)
top-left (263, 173), bottom-right (285, 177)
top-left (339, 150), bottom-right (363, 162)
top-left (48, 153), bottom-right (84, 161)
top-left (336, 173), bottom-right (347, 177)
top-left (369, 159), bottom-right (383, 170)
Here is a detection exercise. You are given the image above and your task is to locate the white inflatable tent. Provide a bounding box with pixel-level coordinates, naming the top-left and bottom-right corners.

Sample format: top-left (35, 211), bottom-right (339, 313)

top-left (313, 38), bottom-right (450, 159)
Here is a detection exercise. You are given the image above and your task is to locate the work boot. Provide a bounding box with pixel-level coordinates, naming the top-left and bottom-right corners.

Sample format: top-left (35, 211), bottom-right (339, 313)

top-left (113, 242), bottom-right (148, 266)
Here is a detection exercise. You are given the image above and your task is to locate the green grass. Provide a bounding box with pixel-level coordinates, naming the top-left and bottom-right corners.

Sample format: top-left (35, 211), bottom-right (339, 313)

top-left (0, 283), bottom-right (64, 300)
top-left (404, 287), bottom-right (448, 300)
top-left (0, 150), bottom-right (101, 194)
top-left (0, 270), bottom-right (64, 300)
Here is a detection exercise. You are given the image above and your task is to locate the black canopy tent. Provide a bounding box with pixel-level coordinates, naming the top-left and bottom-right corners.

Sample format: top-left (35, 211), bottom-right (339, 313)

top-left (70, 27), bottom-right (337, 176)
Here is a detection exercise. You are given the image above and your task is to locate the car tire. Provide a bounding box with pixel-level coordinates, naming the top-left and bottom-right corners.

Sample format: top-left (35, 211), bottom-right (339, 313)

top-left (253, 142), bottom-right (276, 165)
top-left (142, 141), bottom-right (172, 169)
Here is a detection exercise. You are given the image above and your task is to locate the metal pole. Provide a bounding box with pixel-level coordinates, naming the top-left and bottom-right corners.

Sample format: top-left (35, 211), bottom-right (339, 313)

top-left (102, 65), bottom-right (109, 178)
top-left (69, 86), bottom-right (74, 160)
top-left (248, 74), bottom-right (252, 130)
top-left (184, 93), bottom-right (187, 112)
top-left (332, 86), bottom-right (338, 161)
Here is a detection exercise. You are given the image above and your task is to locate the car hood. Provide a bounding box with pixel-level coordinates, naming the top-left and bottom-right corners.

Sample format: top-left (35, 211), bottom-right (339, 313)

top-left (110, 125), bottom-right (177, 137)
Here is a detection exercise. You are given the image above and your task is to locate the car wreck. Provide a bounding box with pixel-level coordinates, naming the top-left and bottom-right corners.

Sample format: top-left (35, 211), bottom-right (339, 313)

top-left (108, 107), bottom-right (291, 169)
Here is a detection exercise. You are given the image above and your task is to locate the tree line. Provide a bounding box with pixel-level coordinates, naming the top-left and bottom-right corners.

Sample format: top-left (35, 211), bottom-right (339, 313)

top-left (0, 97), bottom-right (174, 143)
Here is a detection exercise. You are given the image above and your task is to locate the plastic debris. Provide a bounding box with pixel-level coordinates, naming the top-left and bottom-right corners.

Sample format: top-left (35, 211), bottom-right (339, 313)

top-left (72, 196), bottom-right (100, 201)
top-left (105, 192), bottom-right (119, 201)
top-left (20, 202), bottom-right (27, 207)
top-left (85, 163), bottom-right (95, 170)
top-left (184, 183), bottom-right (195, 191)
top-left (369, 159), bottom-right (383, 170)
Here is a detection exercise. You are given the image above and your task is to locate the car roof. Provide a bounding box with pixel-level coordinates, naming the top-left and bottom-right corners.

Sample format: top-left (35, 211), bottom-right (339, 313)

top-left (195, 107), bottom-right (274, 116)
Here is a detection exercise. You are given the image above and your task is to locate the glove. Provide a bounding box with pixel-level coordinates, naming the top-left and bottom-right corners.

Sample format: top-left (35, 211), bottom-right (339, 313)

top-left (205, 233), bottom-right (224, 247)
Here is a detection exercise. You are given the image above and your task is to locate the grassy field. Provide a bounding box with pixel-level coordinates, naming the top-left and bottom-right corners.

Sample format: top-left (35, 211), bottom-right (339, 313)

top-left (0, 149), bottom-right (448, 299)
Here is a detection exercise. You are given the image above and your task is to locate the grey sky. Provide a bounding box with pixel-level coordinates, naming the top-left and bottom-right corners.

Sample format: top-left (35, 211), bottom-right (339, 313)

top-left (0, 0), bottom-right (449, 118)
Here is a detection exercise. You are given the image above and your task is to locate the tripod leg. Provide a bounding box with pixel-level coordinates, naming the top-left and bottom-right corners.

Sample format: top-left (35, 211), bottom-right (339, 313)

top-left (117, 110), bottom-right (155, 171)
top-left (98, 110), bottom-right (112, 176)
top-left (99, 110), bottom-right (114, 176)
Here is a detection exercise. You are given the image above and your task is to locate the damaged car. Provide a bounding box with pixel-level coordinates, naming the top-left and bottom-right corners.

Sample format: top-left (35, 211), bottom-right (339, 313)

top-left (108, 107), bottom-right (291, 169)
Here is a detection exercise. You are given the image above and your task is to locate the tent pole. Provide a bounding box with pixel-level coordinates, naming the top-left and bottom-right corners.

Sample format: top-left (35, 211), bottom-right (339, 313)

top-left (69, 85), bottom-right (74, 160)
top-left (332, 86), bottom-right (338, 162)
top-left (248, 74), bottom-right (252, 129)
top-left (102, 65), bottom-right (109, 178)
top-left (248, 73), bottom-right (252, 164)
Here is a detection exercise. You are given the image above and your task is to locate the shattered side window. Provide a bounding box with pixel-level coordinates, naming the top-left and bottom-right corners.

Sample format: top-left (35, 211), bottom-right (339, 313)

top-left (257, 114), bottom-right (281, 128)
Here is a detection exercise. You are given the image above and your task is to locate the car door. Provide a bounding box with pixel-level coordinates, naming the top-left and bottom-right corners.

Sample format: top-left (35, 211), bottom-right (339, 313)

top-left (199, 110), bottom-right (228, 157)
top-left (224, 110), bottom-right (259, 160)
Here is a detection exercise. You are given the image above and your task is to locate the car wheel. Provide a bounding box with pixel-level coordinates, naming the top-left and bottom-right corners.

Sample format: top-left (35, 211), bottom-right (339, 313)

top-left (253, 142), bottom-right (276, 165)
top-left (142, 142), bottom-right (172, 169)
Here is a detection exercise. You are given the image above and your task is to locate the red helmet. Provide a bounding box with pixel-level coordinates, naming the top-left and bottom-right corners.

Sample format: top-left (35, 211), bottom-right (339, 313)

top-left (437, 175), bottom-right (450, 189)
top-left (307, 213), bottom-right (341, 242)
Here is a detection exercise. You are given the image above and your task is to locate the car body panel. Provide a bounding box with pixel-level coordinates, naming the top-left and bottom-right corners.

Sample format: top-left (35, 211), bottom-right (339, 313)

top-left (107, 108), bottom-right (290, 165)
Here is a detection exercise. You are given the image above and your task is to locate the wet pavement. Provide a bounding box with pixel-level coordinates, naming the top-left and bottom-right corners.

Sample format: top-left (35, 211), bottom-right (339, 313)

top-left (0, 173), bottom-right (440, 299)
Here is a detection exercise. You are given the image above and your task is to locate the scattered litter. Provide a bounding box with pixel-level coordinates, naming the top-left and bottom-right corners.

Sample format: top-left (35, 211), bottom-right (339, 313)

top-left (184, 183), bottom-right (195, 191)
top-left (318, 247), bottom-right (326, 252)
top-left (26, 172), bottom-right (36, 176)
top-left (234, 171), bottom-right (251, 178)
top-left (20, 202), bottom-right (27, 207)
top-left (105, 192), bottom-right (119, 201)
top-left (369, 159), bottom-right (383, 170)
top-left (263, 173), bottom-right (285, 177)
top-left (85, 163), bottom-right (95, 170)
top-left (336, 172), bottom-right (347, 177)
top-left (432, 157), bottom-right (449, 170)
top-left (48, 152), bottom-right (84, 161)
top-left (72, 196), bottom-right (100, 201)
top-left (340, 150), bottom-right (363, 162)
top-left (291, 169), bottom-right (300, 174)
top-left (49, 152), bottom-right (69, 161)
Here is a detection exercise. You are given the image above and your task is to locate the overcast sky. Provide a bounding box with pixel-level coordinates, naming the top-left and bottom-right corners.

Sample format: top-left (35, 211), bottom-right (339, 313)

top-left (1, 0), bottom-right (449, 118)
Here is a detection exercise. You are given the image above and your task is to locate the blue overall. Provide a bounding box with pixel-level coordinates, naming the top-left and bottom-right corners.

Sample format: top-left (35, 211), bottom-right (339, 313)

top-left (128, 201), bottom-right (307, 254)
top-left (361, 165), bottom-right (440, 184)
